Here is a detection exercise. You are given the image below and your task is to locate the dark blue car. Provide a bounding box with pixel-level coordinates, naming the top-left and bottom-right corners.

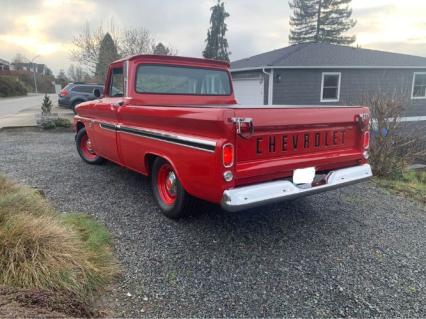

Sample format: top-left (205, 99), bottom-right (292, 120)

top-left (58, 83), bottom-right (104, 113)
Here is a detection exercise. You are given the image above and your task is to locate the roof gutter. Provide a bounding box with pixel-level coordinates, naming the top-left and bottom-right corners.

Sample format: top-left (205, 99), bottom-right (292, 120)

top-left (231, 65), bottom-right (426, 72)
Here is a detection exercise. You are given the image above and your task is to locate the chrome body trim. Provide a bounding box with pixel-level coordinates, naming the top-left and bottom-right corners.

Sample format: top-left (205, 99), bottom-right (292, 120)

top-left (98, 122), bottom-right (216, 152)
top-left (221, 164), bottom-right (373, 212)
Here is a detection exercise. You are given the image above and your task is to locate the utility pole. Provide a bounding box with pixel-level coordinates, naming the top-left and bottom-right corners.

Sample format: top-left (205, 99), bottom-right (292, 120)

top-left (29, 55), bottom-right (40, 94)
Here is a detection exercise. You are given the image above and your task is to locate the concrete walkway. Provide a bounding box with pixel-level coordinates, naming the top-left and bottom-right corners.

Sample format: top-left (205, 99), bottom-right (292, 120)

top-left (0, 94), bottom-right (74, 129)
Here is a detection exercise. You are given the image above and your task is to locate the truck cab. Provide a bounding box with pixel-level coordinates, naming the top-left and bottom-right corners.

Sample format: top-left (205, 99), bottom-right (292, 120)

top-left (74, 55), bottom-right (372, 218)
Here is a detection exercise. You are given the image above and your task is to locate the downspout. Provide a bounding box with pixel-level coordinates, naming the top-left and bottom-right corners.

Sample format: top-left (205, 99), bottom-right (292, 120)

top-left (262, 67), bottom-right (274, 105)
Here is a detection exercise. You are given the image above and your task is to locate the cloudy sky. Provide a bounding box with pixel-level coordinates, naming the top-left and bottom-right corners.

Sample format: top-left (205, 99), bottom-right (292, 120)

top-left (1, 0), bottom-right (425, 74)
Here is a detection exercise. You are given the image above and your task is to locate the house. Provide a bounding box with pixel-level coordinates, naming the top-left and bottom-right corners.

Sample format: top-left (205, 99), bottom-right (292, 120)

top-left (10, 62), bottom-right (49, 75)
top-left (0, 58), bottom-right (10, 71)
top-left (231, 43), bottom-right (426, 118)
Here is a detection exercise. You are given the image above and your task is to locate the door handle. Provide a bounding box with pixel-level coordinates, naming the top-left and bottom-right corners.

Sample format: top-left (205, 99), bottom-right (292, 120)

top-left (112, 101), bottom-right (124, 108)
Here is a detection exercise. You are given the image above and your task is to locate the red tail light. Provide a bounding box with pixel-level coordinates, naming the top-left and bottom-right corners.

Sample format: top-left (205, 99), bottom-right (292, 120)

top-left (363, 131), bottom-right (370, 149)
top-left (223, 143), bottom-right (234, 168)
top-left (356, 112), bottom-right (370, 131)
top-left (59, 89), bottom-right (69, 97)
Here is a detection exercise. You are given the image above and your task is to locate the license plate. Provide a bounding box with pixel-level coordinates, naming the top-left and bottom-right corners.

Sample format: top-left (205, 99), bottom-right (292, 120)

top-left (293, 167), bottom-right (316, 185)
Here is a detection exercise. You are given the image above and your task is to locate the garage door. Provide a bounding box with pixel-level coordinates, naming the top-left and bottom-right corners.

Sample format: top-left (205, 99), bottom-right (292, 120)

top-left (232, 78), bottom-right (264, 105)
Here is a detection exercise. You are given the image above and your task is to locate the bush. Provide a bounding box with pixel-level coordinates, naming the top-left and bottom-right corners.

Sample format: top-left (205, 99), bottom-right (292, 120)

top-left (40, 120), bottom-right (56, 130)
top-left (41, 94), bottom-right (53, 114)
top-left (0, 175), bottom-right (118, 302)
top-left (54, 118), bottom-right (72, 128)
top-left (364, 92), bottom-right (426, 178)
top-left (0, 76), bottom-right (27, 97)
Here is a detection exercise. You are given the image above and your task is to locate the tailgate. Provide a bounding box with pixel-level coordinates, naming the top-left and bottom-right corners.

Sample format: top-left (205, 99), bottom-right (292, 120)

top-left (233, 106), bottom-right (369, 185)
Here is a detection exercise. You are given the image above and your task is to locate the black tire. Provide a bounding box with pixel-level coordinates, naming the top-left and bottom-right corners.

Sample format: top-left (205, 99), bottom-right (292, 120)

top-left (71, 100), bottom-right (84, 114)
top-left (76, 128), bottom-right (105, 165)
top-left (151, 158), bottom-right (197, 219)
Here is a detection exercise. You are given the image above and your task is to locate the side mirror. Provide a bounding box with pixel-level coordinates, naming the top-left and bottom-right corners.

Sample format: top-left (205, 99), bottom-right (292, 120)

top-left (93, 88), bottom-right (101, 98)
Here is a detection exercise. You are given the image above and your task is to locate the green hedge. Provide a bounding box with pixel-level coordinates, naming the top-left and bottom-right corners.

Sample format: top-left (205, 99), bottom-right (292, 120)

top-left (0, 76), bottom-right (27, 97)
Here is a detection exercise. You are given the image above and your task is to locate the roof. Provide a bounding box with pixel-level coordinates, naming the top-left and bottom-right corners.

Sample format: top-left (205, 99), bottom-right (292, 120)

top-left (114, 54), bottom-right (230, 68)
top-left (231, 43), bottom-right (426, 70)
top-left (0, 58), bottom-right (9, 65)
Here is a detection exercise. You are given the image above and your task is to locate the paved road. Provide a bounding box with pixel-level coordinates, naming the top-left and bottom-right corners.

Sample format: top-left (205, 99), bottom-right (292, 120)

top-left (0, 94), bottom-right (57, 117)
top-left (0, 129), bottom-right (425, 318)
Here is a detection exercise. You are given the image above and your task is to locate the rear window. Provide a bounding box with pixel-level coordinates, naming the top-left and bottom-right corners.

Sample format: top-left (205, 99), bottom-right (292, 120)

top-left (135, 65), bottom-right (231, 96)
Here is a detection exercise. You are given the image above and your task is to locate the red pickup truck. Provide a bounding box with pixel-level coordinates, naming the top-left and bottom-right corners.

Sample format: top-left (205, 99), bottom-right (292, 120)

top-left (73, 55), bottom-right (372, 218)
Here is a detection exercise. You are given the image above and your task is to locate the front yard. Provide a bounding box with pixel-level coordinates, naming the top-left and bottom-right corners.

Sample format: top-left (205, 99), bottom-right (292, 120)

top-left (0, 129), bottom-right (425, 317)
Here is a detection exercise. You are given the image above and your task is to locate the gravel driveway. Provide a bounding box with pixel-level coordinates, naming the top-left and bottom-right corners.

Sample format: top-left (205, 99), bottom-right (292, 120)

top-left (0, 129), bottom-right (425, 318)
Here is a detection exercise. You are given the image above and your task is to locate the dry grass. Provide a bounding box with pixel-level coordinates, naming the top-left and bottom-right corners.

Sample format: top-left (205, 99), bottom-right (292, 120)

top-left (375, 170), bottom-right (426, 205)
top-left (0, 175), bottom-right (118, 303)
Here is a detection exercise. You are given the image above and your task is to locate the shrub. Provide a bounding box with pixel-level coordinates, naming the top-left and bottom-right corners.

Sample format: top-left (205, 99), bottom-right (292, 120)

top-left (0, 76), bottom-right (27, 97)
top-left (41, 94), bottom-right (53, 114)
top-left (54, 118), bottom-right (72, 128)
top-left (0, 175), bottom-right (118, 301)
top-left (363, 92), bottom-right (426, 178)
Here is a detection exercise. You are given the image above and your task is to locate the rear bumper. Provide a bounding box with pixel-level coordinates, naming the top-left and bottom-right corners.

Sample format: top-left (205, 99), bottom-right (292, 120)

top-left (221, 164), bottom-right (372, 212)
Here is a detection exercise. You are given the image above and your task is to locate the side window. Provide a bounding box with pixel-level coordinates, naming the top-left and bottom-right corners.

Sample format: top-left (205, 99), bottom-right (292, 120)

top-left (321, 72), bottom-right (341, 102)
top-left (412, 72), bottom-right (426, 99)
top-left (109, 67), bottom-right (124, 97)
top-left (80, 86), bottom-right (95, 93)
top-left (71, 86), bottom-right (83, 92)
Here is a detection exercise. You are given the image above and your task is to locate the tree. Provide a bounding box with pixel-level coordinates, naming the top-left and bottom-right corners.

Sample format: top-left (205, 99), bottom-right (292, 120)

top-left (41, 94), bottom-right (53, 114)
top-left (120, 27), bottom-right (155, 57)
top-left (12, 53), bottom-right (25, 64)
top-left (70, 22), bottom-right (120, 75)
top-left (56, 69), bottom-right (69, 88)
top-left (289, 0), bottom-right (356, 45)
top-left (153, 42), bottom-right (175, 56)
top-left (67, 64), bottom-right (90, 83)
top-left (95, 33), bottom-right (119, 83)
top-left (203, 0), bottom-right (231, 62)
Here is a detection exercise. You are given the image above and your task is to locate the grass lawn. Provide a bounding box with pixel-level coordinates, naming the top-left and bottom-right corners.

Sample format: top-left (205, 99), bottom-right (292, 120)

top-left (0, 175), bottom-right (118, 317)
top-left (375, 170), bottom-right (426, 205)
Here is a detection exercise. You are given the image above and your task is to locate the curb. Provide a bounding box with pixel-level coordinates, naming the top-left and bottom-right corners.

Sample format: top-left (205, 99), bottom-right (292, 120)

top-left (0, 126), bottom-right (73, 133)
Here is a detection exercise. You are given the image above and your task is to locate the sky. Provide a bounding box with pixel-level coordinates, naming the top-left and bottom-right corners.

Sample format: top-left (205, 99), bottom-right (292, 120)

top-left (0, 0), bottom-right (425, 75)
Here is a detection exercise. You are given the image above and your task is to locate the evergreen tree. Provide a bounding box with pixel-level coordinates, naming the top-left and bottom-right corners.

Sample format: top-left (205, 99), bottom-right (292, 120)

top-left (95, 33), bottom-right (119, 83)
top-left (41, 94), bottom-right (53, 114)
top-left (153, 42), bottom-right (171, 56)
top-left (289, 0), bottom-right (356, 45)
top-left (203, 0), bottom-right (231, 62)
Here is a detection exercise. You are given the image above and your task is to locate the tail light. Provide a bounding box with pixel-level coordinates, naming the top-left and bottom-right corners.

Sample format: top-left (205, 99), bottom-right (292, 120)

top-left (223, 143), bottom-right (234, 168)
top-left (363, 131), bottom-right (370, 149)
top-left (59, 89), bottom-right (69, 97)
top-left (356, 112), bottom-right (370, 131)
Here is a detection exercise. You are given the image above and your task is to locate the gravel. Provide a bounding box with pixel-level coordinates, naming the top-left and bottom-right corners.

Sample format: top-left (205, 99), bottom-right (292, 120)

top-left (0, 128), bottom-right (425, 318)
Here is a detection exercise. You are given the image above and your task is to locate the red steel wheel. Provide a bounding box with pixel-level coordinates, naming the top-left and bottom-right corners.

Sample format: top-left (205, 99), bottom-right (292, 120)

top-left (151, 158), bottom-right (198, 219)
top-left (79, 134), bottom-right (98, 161)
top-left (156, 163), bottom-right (177, 205)
top-left (76, 127), bottom-right (105, 165)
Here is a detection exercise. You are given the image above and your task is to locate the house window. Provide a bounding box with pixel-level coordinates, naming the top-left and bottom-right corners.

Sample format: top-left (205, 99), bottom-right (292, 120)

top-left (321, 72), bottom-right (341, 102)
top-left (412, 72), bottom-right (426, 99)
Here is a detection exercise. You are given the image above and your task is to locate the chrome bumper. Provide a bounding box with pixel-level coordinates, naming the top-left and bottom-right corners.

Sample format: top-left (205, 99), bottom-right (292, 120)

top-left (221, 164), bottom-right (373, 212)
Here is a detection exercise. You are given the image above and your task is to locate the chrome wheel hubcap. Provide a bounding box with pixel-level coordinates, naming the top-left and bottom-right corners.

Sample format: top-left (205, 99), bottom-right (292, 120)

top-left (165, 172), bottom-right (177, 196)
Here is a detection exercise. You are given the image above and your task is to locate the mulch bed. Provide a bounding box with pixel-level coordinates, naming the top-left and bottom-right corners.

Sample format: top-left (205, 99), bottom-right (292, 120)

top-left (0, 286), bottom-right (94, 318)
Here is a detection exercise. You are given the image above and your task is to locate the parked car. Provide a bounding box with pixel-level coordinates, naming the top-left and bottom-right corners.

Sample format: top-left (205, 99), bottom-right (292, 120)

top-left (73, 55), bottom-right (372, 219)
top-left (58, 83), bottom-right (104, 113)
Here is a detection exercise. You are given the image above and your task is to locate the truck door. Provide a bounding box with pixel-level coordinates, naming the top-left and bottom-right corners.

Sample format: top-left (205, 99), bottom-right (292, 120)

top-left (90, 65), bottom-right (123, 163)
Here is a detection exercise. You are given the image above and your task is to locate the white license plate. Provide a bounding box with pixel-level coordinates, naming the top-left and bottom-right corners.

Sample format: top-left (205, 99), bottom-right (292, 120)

top-left (293, 167), bottom-right (316, 185)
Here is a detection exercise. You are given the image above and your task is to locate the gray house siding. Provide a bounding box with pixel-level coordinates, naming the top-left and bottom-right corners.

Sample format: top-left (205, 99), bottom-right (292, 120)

top-left (272, 68), bottom-right (426, 116)
top-left (232, 68), bottom-right (426, 117)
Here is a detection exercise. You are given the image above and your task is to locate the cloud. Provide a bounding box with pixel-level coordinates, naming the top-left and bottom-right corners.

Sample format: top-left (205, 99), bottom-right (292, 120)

top-left (0, 0), bottom-right (424, 75)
